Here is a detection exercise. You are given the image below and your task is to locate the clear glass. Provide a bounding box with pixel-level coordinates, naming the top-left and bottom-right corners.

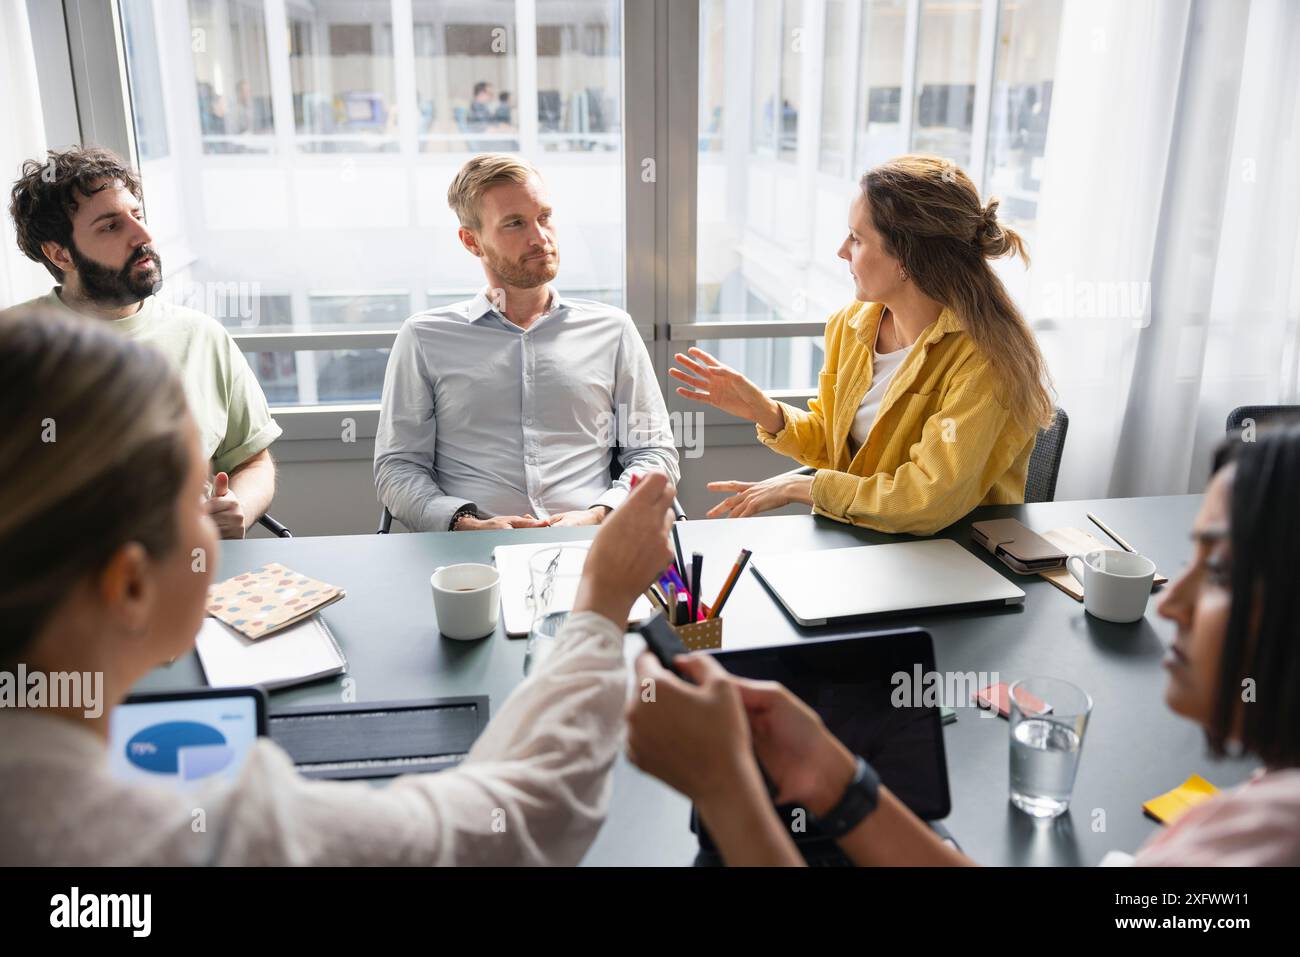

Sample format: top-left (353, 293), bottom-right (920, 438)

top-left (817, 0), bottom-right (847, 176)
top-left (1008, 676), bottom-right (1092, 819)
top-left (188, 0), bottom-right (274, 154)
top-left (413, 1), bottom-right (519, 153)
top-left (698, 0), bottom-right (726, 152)
top-left (911, 0), bottom-right (982, 167)
top-left (776, 0), bottom-right (802, 160)
top-left (750, 0), bottom-right (781, 156)
top-left (524, 546), bottom-right (588, 677)
top-left (537, 0), bottom-right (621, 153)
top-left (242, 348), bottom-right (391, 406)
top-left (121, 0), bottom-right (170, 161)
top-left (853, 0), bottom-right (907, 174)
top-left (984, 0), bottom-right (1064, 237)
top-left (695, 337), bottom-right (825, 392)
top-left (288, 1), bottom-right (397, 153)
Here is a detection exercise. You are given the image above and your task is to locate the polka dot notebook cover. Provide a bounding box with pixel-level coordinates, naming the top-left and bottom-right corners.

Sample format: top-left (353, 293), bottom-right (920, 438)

top-left (205, 563), bottom-right (345, 640)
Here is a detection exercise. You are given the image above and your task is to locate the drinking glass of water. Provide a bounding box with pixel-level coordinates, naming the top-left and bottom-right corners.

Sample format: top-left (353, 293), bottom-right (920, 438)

top-left (1008, 676), bottom-right (1092, 819)
top-left (524, 546), bottom-right (588, 677)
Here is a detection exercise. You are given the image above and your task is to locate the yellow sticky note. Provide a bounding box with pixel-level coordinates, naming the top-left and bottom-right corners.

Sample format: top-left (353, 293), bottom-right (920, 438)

top-left (1142, 774), bottom-right (1219, 825)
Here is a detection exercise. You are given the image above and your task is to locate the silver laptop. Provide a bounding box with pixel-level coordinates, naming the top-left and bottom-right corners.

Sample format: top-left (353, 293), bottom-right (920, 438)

top-left (750, 539), bottom-right (1025, 626)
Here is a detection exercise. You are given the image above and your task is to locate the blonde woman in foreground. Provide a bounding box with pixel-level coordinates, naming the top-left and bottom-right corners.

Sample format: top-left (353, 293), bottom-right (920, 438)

top-left (0, 309), bottom-right (678, 865)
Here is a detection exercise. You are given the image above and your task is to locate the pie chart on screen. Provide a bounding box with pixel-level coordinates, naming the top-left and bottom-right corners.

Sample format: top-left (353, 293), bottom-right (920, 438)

top-left (125, 720), bottom-right (237, 781)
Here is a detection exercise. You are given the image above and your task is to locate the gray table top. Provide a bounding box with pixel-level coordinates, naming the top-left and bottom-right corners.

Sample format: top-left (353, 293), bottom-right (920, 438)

top-left (135, 494), bottom-right (1255, 866)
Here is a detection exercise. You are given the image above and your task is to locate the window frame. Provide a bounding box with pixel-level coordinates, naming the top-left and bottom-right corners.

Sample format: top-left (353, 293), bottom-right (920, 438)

top-left (53, 0), bottom-right (1018, 449)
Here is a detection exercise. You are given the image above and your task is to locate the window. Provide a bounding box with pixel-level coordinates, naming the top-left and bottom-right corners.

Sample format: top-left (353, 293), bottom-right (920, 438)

top-left (414, 2), bottom-right (520, 153)
top-left (693, 0), bottom-right (1065, 399)
top-left (121, 0), bottom-right (169, 161)
top-left (108, 0), bottom-right (1065, 422)
top-left (818, 0), bottom-right (847, 176)
top-left (911, 0), bottom-right (982, 167)
top-left (985, 0), bottom-right (1063, 234)
top-left (188, 0), bottom-right (274, 154)
top-left (537, 0), bottom-right (621, 152)
top-left (116, 0), bottom-right (624, 413)
top-left (289, 2), bottom-right (398, 153)
top-left (853, 0), bottom-right (907, 175)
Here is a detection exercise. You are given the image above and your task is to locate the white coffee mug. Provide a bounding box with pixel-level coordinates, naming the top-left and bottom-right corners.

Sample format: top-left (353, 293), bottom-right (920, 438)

top-left (430, 563), bottom-right (500, 640)
top-left (1066, 548), bottom-right (1155, 624)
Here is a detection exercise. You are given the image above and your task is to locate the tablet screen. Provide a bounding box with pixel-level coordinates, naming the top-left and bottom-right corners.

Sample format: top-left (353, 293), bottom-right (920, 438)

top-left (716, 636), bottom-right (950, 822)
top-left (704, 628), bottom-right (951, 853)
top-left (108, 691), bottom-right (262, 789)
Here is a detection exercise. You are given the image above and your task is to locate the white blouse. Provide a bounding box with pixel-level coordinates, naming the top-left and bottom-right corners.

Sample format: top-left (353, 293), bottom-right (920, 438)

top-left (847, 322), bottom-right (911, 456)
top-left (0, 611), bottom-right (626, 866)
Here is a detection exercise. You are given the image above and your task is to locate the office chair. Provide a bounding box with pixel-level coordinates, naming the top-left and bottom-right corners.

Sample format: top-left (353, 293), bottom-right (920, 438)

top-left (763, 406), bottom-right (1070, 505)
top-left (257, 513), bottom-right (292, 538)
top-left (377, 450), bottom-right (686, 533)
top-left (1024, 407), bottom-right (1069, 504)
top-left (1225, 405), bottom-right (1300, 433)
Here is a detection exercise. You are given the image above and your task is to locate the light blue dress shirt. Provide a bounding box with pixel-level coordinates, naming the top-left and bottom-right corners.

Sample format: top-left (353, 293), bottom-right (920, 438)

top-left (374, 287), bottom-right (680, 531)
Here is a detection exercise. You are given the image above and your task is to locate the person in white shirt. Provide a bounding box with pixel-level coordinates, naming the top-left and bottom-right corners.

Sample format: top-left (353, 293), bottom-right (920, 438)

top-left (0, 309), bottom-right (679, 866)
top-left (375, 153), bottom-right (679, 533)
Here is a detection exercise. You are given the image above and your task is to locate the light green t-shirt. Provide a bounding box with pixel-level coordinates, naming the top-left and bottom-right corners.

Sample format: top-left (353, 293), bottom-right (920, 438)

top-left (5, 289), bottom-right (281, 474)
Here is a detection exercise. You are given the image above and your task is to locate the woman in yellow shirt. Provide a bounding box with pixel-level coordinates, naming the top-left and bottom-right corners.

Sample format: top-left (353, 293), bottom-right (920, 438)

top-left (673, 155), bottom-right (1055, 535)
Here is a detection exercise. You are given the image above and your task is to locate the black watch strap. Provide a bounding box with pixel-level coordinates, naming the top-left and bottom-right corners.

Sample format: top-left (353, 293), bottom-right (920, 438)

top-left (448, 503), bottom-right (480, 530)
top-left (815, 756), bottom-right (880, 839)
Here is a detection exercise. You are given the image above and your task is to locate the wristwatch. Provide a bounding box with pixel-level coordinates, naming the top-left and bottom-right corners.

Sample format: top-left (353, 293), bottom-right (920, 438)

top-left (448, 503), bottom-right (480, 531)
top-left (814, 756), bottom-right (881, 839)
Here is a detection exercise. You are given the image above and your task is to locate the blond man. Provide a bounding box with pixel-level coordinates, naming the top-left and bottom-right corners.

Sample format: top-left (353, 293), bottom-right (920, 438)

top-left (375, 155), bottom-right (678, 532)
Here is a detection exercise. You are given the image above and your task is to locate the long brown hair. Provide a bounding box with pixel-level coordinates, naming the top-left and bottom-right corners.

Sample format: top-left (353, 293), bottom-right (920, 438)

top-left (862, 155), bottom-right (1054, 429)
top-left (0, 309), bottom-right (191, 663)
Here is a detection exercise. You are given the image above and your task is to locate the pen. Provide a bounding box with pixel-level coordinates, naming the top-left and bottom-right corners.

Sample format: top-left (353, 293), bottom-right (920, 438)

top-left (671, 521), bottom-right (687, 586)
top-left (690, 552), bottom-right (703, 623)
top-left (1087, 512), bottom-right (1136, 553)
top-left (667, 583), bottom-right (678, 623)
top-left (708, 548), bottom-right (752, 619)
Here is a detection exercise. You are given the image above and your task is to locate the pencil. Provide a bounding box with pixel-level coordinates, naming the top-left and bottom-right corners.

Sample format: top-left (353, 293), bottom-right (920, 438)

top-left (644, 587), bottom-right (667, 615)
top-left (708, 548), bottom-right (752, 619)
top-left (1087, 512), bottom-right (1135, 553)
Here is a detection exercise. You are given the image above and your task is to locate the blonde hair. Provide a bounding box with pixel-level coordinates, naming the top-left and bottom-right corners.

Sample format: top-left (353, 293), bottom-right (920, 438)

top-left (447, 153), bottom-right (540, 231)
top-left (0, 309), bottom-right (191, 660)
top-left (862, 155), bottom-right (1055, 430)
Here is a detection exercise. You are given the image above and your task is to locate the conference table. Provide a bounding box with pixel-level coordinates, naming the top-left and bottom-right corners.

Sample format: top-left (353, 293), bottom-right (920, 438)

top-left (135, 494), bottom-right (1256, 866)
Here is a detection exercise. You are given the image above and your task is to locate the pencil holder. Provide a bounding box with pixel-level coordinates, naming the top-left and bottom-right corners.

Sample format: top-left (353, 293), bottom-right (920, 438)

top-left (671, 616), bottom-right (723, 652)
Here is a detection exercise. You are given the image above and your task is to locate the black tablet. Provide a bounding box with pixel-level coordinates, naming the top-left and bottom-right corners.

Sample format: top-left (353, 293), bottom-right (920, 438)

top-left (695, 627), bottom-right (952, 859)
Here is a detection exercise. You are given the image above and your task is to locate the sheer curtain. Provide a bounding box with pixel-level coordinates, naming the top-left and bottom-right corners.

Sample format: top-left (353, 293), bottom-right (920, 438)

top-left (0, 0), bottom-right (49, 308)
top-left (1028, 0), bottom-right (1300, 500)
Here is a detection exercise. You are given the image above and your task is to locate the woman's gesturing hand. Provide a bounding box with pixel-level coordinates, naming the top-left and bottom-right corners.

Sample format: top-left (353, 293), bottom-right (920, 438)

top-left (706, 474), bottom-right (815, 519)
top-left (670, 348), bottom-right (785, 434)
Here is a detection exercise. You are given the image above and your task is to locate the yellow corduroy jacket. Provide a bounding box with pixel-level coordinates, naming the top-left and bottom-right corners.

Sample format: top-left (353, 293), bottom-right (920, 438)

top-left (758, 300), bottom-right (1037, 535)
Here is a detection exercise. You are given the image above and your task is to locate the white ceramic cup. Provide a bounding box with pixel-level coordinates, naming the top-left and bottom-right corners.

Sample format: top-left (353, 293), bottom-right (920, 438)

top-left (430, 563), bottom-right (500, 640)
top-left (1066, 548), bottom-right (1155, 623)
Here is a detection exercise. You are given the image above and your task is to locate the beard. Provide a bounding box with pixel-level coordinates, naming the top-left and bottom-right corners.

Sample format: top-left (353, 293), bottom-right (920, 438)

top-left (68, 242), bottom-right (163, 307)
top-left (480, 241), bottom-right (559, 290)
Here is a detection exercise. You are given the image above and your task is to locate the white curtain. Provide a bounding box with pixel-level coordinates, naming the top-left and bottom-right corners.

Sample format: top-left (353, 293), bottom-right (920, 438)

top-left (0, 0), bottom-right (50, 308)
top-left (1028, 0), bottom-right (1300, 500)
